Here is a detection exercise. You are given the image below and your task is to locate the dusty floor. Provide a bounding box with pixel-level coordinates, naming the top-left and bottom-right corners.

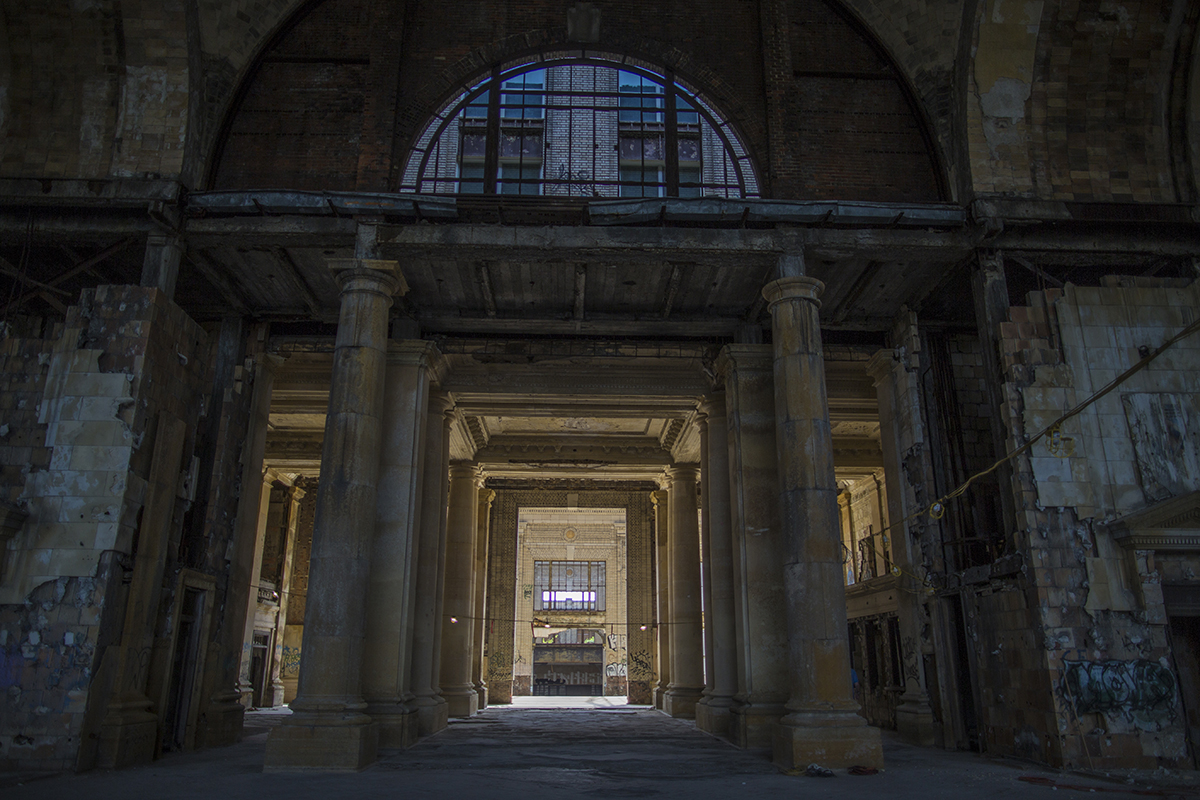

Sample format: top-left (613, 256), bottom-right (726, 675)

top-left (4, 705), bottom-right (1196, 799)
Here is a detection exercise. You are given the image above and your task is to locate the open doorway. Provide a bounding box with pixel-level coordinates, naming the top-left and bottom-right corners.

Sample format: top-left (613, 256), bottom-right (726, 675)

top-left (512, 507), bottom-right (630, 702)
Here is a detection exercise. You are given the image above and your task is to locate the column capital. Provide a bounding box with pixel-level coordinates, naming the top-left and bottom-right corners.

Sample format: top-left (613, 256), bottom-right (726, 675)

top-left (698, 392), bottom-right (726, 419)
top-left (865, 348), bottom-right (900, 387)
top-left (650, 489), bottom-right (668, 508)
top-left (386, 340), bottom-right (442, 372)
top-left (449, 461), bottom-right (479, 480)
top-left (714, 343), bottom-right (772, 381)
top-left (762, 276), bottom-right (823, 311)
top-left (665, 464), bottom-right (701, 484)
top-left (428, 389), bottom-right (455, 416)
top-left (328, 258), bottom-right (408, 297)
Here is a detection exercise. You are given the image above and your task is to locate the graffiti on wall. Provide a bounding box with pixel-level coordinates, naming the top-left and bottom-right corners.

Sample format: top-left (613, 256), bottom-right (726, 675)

top-left (605, 662), bottom-right (627, 677)
top-left (1062, 659), bottom-right (1177, 729)
top-left (280, 645), bottom-right (301, 678)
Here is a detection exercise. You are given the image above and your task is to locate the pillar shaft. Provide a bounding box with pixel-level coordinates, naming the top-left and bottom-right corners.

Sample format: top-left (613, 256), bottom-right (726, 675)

top-left (651, 489), bottom-right (671, 710)
top-left (439, 462), bottom-right (482, 718)
top-left (409, 392), bottom-right (453, 736)
top-left (664, 465), bottom-right (704, 718)
top-left (472, 488), bottom-right (496, 708)
top-left (718, 344), bottom-right (789, 748)
top-left (696, 396), bottom-right (739, 738)
top-left (237, 474), bottom-right (276, 707)
top-left (764, 275), bottom-right (883, 770)
top-left (867, 347), bottom-right (938, 746)
top-left (197, 349), bottom-right (281, 749)
top-left (265, 261), bottom-right (400, 771)
top-left (362, 341), bottom-right (436, 749)
top-left (268, 484), bottom-right (305, 707)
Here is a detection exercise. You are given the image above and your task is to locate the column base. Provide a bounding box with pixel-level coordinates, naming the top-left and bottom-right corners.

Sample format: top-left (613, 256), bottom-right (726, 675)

top-left (653, 684), bottom-right (668, 710)
top-left (413, 697), bottom-right (449, 736)
top-left (730, 700), bottom-right (786, 749)
top-left (193, 690), bottom-right (246, 749)
top-left (772, 713), bottom-right (883, 770)
top-left (96, 693), bottom-right (158, 769)
top-left (266, 680), bottom-right (287, 709)
top-left (696, 698), bottom-right (735, 739)
top-left (367, 702), bottom-right (419, 749)
top-left (443, 686), bottom-right (479, 719)
top-left (474, 681), bottom-right (488, 710)
top-left (896, 697), bottom-right (938, 748)
top-left (663, 687), bottom-right (704, 719)
top-left (489, 679), bottom-right (513, 704)
top-left (627, 680), bottom-right (653, 705)
top-left (264, 713), bottom-right (379, 771)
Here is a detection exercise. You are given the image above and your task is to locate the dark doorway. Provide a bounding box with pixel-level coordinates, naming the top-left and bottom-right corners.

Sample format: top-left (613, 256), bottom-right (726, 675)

top-left (250, 631), bottom-right (271, 708)
top-left (533, 628), bottom-right (604, 696)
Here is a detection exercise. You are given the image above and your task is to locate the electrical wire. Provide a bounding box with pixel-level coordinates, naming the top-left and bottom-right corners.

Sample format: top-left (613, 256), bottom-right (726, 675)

top-left (856, 311), bottom-right (1200, 591)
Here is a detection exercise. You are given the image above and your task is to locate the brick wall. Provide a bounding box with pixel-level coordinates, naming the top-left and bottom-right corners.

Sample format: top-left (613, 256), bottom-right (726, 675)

top-left (210, 0), bottom-right (942, 201)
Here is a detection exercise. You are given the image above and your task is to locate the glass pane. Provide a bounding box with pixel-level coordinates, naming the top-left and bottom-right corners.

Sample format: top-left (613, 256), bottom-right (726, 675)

top-left (678, 137), bottom-right (700, 163)
top-left (676, 94), bottom-right (699, 125)
top-left (459, 163), bottom-right (484, 194)
top-left (464, 89), bottom-right (489, 118)
top-left (461, 133), bottom-right (487, 158)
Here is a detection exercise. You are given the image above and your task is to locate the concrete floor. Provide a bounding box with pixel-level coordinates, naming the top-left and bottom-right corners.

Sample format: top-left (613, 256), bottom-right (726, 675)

top-left (4, 705), bottom-right (1195, 799)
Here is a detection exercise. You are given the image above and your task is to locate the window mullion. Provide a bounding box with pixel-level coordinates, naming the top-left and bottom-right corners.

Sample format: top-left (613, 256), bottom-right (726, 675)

top-left (484, 68), bottom-right (501, 194)
top-left (664, 69), bottom-right (679, 197)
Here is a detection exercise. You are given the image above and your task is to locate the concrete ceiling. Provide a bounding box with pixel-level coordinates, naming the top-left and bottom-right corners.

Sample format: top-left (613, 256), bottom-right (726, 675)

top-left (263, 350), bottom-right (884, 483)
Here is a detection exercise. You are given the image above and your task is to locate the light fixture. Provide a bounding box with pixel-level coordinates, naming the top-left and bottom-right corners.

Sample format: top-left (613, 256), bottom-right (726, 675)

top-left (450, 617), bottom-right (458, 623)
top-left (639, 625), bottom-right (647, 631)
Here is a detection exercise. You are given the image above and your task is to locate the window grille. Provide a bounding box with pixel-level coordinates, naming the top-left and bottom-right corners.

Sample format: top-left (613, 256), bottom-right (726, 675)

top-left (402, 53), bottom-right (759, 199)
top-left (533, 561), bottom-right (606, 611)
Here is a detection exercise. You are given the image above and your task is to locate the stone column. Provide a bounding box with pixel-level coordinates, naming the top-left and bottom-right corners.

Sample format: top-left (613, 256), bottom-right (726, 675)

top-left (237, 474), bottom-right (276, 707)
top-left (718, 344), bottom-right (789, 748)
top-left (651, 489), bottom-right (670, 709)
top-left (264, 260), bottom-right (401, 771)
top-left (867, 348), bottom-right (937, 746)
top-left (663, 465), bottom-right (704, 718)
top-left (696, 395), bottom-right (738, 738)
top-left (362, 341), bottom-right (437, 749)
top-left (764, 274), bottom-right (883, 770)
top-left (198, 351), bottom-right (283, 747)
top-left (440, 462), bottom-right (482, 718)
top-left (472, 487), bottom-right (496, 708)
top-left (409, 392), bottom-right (453, 736)
top-left (268, 484), bottom-right (306, 707)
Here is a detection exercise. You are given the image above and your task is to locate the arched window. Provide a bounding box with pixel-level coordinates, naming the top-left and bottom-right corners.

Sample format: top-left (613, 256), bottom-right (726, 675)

top-left (400, 53), bottom-right (759, 198)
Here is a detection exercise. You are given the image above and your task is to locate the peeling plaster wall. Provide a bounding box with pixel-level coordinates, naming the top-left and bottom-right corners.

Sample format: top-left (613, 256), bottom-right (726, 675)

top-left (968, 0), bottom-right (1043, 195)
top-left (981, 276), bottom-right (1200, 768)
top-left (0, 287), bottom-right (209, 771)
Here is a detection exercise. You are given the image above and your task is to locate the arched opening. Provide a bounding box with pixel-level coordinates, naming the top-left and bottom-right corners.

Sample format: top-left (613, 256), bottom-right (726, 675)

top-left (400, 53), bottom-right (760, 199)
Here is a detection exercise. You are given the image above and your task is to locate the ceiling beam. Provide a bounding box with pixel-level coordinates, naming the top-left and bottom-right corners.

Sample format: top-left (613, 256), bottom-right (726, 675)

top-left (416, 312), bottom-right (739, 337)
top-left (185, 250), bottom-right (252, 315)
top-left (1, 237), bottom-right (133, 315)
